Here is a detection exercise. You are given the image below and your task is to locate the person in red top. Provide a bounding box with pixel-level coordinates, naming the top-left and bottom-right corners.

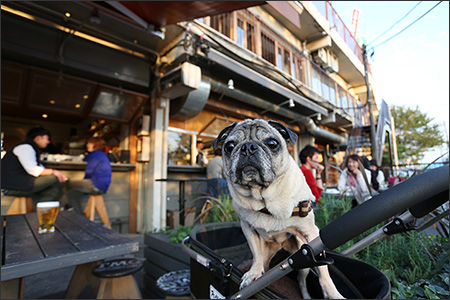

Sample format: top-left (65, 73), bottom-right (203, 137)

top-left (299, 145), bottom-right (324, 204)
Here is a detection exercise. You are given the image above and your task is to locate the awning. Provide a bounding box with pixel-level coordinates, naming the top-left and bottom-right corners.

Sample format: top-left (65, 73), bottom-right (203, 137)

top-left (116, 1), bottom-right (266, 27)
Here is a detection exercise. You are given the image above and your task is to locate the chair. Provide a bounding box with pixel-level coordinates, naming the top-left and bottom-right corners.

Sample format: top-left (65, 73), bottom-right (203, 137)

top-left (91, 258), bottom-right (143, 299)
top-left (6, 196), bottom-right (33, 215)
top-left (84, 194), bottom-right (112, 229)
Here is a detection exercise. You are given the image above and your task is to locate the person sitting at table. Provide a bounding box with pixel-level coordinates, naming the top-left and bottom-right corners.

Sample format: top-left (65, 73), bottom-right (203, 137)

top-left (195, 139), bottom-right (208, 167)
top-left (62, 137), bottom-right (112, 214)
top-left (298, 145), bottom-right (324, 204)
top-left (369, 159), bottom-right (385, 191)
top-left (206, 148), bottom-right (229, 197)
top-left (1, 126), bottom-right (68, 202)
top-left (338, 154), bottom-right (372, 200)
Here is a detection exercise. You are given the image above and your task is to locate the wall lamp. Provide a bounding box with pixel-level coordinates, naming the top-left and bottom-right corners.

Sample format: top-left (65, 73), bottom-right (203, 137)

top-left (218, 79), bottom-right (235, 101)
top-left (309, 112), bottom-right (322, 121)
top-left (260, 98), bottom-right (295, 115)
top-left (227, 79), bottom-right (234, 90)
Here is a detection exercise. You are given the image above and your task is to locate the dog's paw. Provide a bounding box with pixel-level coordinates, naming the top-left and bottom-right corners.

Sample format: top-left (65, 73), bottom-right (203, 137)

top-left (324, 291), bottom-right (345, 299)
top-left (240, 270), bottom-right (264, 289)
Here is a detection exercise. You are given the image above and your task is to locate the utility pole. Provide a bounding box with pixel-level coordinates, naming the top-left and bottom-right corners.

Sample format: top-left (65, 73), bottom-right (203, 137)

top-left (362, 44), bottom-right (378, 162)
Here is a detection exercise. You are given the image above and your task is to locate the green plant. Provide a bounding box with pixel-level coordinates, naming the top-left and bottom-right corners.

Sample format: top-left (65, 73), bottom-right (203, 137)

top-left (314, 194), bottom-right (353, 229)
top-left (314, 195), bottom-right (449, 299)
top-left (194, 193), bottom-right (239, 224)
top-left (162, 225), bottom-right (193, 244)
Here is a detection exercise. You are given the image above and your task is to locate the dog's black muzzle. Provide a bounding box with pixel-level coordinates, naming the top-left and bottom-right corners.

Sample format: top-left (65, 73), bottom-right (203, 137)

top-left (240, 142), bottom-right (259, 156)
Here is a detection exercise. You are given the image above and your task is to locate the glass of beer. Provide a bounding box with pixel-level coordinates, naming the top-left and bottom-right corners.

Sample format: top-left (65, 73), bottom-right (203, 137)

top-left (36, 201), bottom-right (60, 234)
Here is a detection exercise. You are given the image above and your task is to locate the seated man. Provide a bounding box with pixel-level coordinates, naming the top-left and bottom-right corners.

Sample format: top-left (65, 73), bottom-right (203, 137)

top-left (1, 127), bottom-right (67, 203)
top-left (298, 145), bottom-right (324, 204)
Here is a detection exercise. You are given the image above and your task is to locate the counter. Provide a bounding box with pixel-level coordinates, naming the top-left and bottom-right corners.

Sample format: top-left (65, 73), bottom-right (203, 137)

top-left (42, 161), bottom-right (135, 233)
top-left (43, 161), bottom-right (135, 172)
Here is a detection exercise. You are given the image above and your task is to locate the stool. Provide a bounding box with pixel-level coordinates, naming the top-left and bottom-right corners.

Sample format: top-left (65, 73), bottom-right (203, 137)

top-left (6, 196), bottom-right (33, 215)
top-left (92, 258), bottom-right (143, 299)
top-left (157, 269), bottom-right (191, 299)
top-left (84, 194), bottom-right (112, 229)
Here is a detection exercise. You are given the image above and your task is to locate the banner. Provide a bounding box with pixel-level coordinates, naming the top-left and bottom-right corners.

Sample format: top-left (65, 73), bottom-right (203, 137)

top-left (350, 9), bottom-right (360, 37)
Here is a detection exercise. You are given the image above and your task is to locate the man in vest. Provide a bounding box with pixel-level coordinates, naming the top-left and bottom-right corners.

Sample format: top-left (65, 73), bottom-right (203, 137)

top-left (2, 127), bottom-right (68, 202)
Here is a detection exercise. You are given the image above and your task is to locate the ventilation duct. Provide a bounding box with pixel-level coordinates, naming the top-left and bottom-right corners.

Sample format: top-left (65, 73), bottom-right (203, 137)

top-left (169, 75), bottom-right (211, 121)
top-left (208, 77), bottom-right (346, 145)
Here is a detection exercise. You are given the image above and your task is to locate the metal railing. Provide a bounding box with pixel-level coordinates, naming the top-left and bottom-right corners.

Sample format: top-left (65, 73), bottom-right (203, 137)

top-left (198, 6), bottom-right (362, 120)
top-left (311, 1), bottom-right (364, 64)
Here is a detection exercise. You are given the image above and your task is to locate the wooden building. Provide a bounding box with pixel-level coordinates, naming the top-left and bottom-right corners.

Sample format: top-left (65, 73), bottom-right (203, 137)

top-left (1, 1), bottom-right (380, 233)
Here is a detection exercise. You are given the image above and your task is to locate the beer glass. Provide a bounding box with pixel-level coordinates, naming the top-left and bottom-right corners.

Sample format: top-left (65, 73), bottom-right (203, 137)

top-left (36, 201), bottom-right (60, 234)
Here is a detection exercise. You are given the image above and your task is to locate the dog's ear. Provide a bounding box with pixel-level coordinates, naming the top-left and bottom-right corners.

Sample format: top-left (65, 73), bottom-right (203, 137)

top-left (212, 122), bottom-right (237, 150)
top-left (268, 120), bottom-right (298, 145)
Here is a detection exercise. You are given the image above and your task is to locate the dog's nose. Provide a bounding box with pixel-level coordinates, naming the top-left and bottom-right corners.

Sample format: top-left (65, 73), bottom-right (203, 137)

top-left (240, 142), bottom-right (258, 156)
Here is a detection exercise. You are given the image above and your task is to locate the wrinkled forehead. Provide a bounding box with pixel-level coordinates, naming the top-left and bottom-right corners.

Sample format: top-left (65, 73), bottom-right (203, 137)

top-left (230, 122), bottom-right (279, 142)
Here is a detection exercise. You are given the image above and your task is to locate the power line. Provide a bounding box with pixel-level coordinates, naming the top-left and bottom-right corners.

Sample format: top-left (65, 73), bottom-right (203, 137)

top-left (372, 1), bottom-right (443, 49)
top-left (367, 1), bottom-right (422, 46)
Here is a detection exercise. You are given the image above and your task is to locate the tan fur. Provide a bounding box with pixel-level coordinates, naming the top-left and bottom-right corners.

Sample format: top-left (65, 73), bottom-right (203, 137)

top-left (216, 119), bottom-right (344, 299)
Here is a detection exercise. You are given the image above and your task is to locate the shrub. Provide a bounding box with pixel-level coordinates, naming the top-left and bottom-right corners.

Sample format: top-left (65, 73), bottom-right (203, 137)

top-left (314, 195), bottom-right (449, 299)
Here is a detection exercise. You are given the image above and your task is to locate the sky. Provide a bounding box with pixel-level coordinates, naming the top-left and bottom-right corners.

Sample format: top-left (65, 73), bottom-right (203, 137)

top-left (330, 1), bottom-right (449, 164)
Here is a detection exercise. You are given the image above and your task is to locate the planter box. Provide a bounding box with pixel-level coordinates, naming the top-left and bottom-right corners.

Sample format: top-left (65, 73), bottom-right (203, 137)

top-left (143, 232), bottom-right (190, 298)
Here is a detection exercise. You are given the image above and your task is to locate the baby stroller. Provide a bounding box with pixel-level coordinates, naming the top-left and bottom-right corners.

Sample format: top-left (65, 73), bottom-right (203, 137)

top-left (181, 166), bottom-right (448, 299)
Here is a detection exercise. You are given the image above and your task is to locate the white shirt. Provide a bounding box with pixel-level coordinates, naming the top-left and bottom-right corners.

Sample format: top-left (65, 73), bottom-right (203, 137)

top-left (206, 156), bottom-right (223, 179)
top-left (13, 144), bottom-right (44, 177)
top-left (338, 168), bottom-right (372, 195)
top-left (376, 170), bottom-right (385, 185)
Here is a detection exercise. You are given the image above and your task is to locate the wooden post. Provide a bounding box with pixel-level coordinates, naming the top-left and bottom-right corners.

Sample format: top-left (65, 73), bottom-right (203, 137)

top-left (64, 261), bottom-right (101, 299)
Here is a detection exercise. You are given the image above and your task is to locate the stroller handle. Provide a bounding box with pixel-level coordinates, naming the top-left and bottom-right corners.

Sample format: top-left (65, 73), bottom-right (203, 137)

top-left (320, 165), bottom-right (449, 250)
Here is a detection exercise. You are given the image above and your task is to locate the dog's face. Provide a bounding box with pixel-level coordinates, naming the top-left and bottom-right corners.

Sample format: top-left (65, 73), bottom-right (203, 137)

top-left (213, 119), bottom-right (297, 190)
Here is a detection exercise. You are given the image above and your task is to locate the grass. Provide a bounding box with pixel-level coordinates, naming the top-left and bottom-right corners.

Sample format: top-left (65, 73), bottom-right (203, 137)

top-left (315, 194), bottom-right (449, 299)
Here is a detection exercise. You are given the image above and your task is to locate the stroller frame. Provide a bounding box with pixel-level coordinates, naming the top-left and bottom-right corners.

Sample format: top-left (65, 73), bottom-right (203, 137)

top-left (181, 166), bottom-right (448, 299)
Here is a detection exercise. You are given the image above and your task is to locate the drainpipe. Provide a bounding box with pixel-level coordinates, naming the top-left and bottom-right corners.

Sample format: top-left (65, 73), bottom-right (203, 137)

top-left (208, 78), bottom-right (346, 145)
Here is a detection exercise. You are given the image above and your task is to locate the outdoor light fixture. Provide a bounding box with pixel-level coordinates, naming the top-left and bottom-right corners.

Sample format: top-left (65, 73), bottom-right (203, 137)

top-left (288, 98), bottom-right (295, 108)
top-left (260, 98), bottom-right (295, 115)
top-left (217, 79), bottom-right (235, 102)
top-left (309, 112), bottom-right (322, 121)
top-left (227, 79), bottom-right (234, 90)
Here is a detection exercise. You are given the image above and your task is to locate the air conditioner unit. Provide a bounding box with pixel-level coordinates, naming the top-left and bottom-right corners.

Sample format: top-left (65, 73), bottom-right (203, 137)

top-left (159, 62), bottom-right (201, 99)
top-left (313, 48), bottom-right (328, 65)
top-left (324, 50), bottom-right (339, 73)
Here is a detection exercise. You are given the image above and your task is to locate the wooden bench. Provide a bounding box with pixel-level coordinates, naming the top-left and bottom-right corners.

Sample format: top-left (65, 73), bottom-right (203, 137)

top-left (6, 196), bottom-right (33, 215)
top-left (84, 194), bottom-right (112, 229)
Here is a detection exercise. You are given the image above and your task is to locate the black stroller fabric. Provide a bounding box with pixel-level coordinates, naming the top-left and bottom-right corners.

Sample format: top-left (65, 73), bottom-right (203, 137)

top-left (189, 222), bottom-right (391, 299)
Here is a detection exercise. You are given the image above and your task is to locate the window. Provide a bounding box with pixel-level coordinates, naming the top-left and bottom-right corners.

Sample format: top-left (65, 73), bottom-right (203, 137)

top-left (291, 61), bottom-right (296, 79)
top-left (311, 67), bottom-right (322, 95)
top-left (283, 49), bottom-right (291, 74)
top-left (338, 88), bottom-right (349, 113)
top-left (296, 57), bottom-right (307, 84)
top-left (211, 13), bottom-right (231, 38)
top-left (261, 32), bottom-right (276, 65)
top-left (277, 47), bottom-right (283, 69)
top-left (237, 19), bottom-right (245, 47)
top-left (167, 131), bottom-right (191, 166)
top-left (246, 23), bottom-right (254, 51)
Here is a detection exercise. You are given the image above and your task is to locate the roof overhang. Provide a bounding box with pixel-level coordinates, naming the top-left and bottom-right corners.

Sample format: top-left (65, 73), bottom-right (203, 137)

top-left (116, 1), bottom-right (266, 27)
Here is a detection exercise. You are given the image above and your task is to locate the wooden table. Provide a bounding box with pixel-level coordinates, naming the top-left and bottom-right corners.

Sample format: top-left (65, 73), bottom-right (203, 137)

top-left (156, 177), bottom-right (208, 225)
top-left (1, 211), bottom-right (139, 299)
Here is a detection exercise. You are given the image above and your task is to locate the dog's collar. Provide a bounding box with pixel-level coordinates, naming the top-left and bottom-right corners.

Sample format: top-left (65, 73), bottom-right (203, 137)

top-left (259, 200), bottom-right (312, 218)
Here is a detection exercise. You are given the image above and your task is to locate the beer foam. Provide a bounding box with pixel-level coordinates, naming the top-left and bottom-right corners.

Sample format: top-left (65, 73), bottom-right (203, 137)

top-left (37, 201), bottom-right (60, 208)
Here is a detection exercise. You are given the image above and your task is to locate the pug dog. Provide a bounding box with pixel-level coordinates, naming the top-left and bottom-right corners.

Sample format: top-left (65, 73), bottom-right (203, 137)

top-left (212, 119), bottom-right (344, 299)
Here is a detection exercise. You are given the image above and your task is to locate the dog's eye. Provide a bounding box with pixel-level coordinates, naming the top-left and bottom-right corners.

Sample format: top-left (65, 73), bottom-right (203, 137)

top-left (267, 139), bottom-right (279, 149)
top-left (224, 141), bottom-right (236, 154)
